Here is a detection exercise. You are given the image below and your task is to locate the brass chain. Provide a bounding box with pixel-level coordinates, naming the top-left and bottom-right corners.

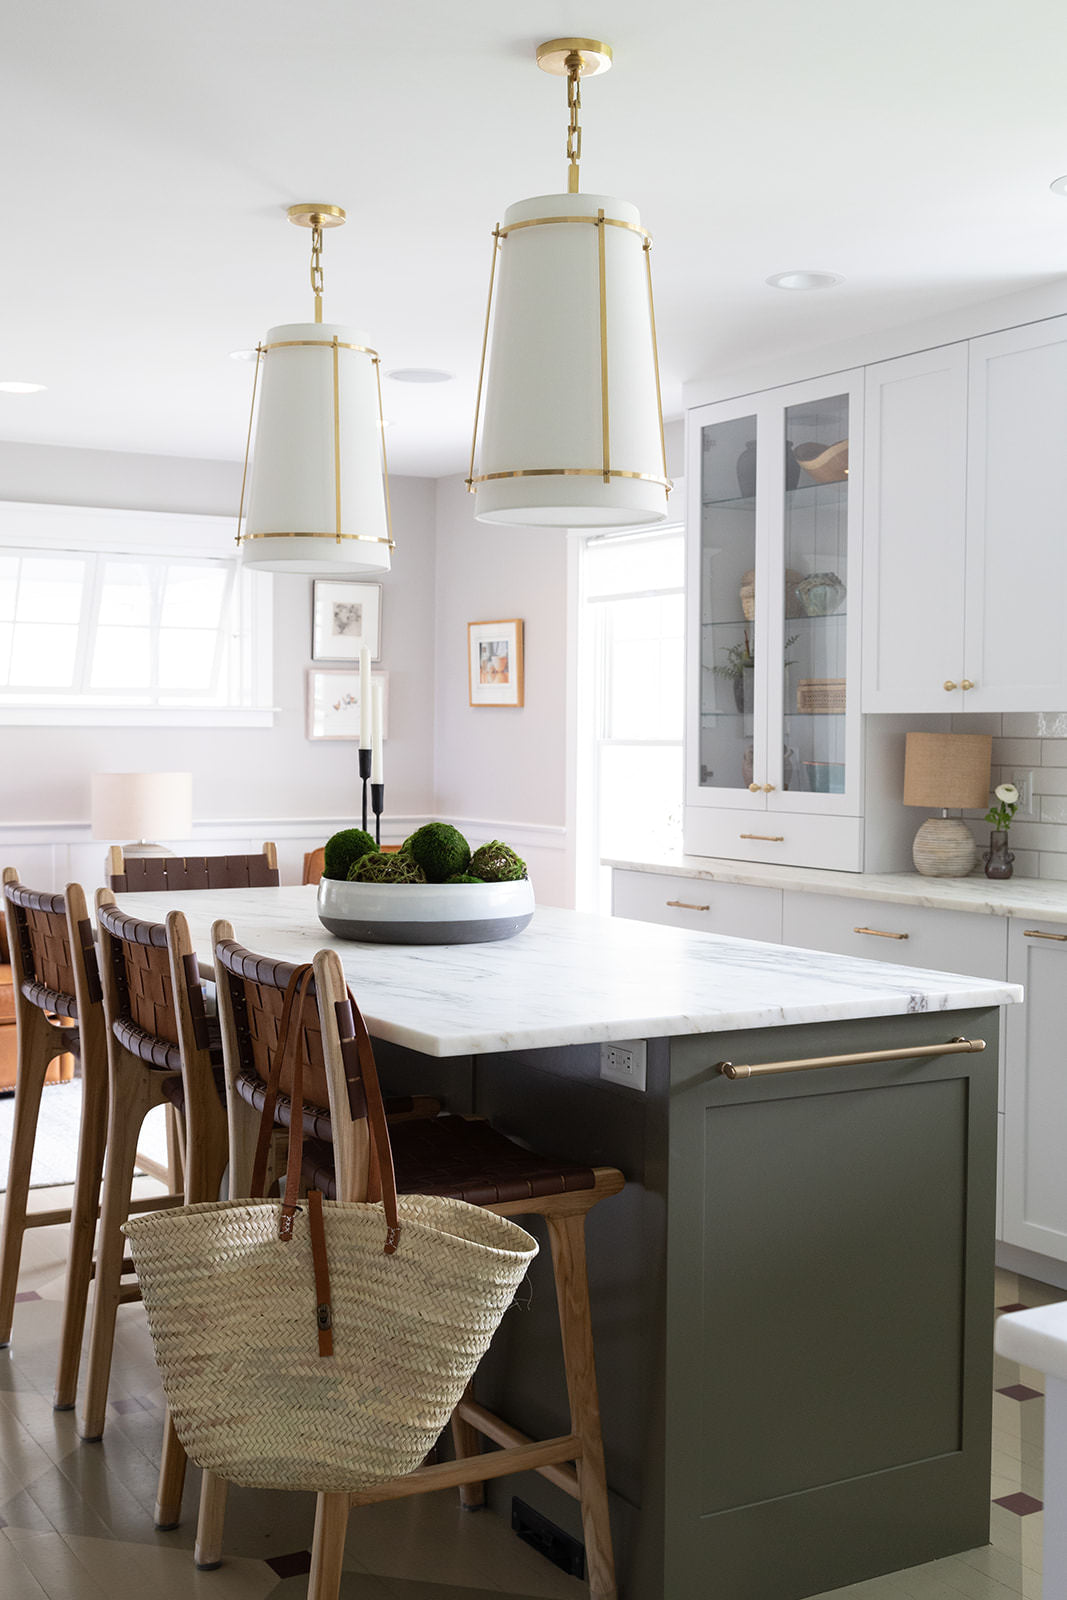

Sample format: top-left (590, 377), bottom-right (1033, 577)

top-left (565, 52), bottom-right (583, 191)
top-left (310, 220), bottom-right (325, 322)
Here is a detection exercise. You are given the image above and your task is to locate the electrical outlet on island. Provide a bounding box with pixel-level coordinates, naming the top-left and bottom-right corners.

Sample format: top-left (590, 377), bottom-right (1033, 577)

top-left (599, 1039), bottom-right (647, 1091)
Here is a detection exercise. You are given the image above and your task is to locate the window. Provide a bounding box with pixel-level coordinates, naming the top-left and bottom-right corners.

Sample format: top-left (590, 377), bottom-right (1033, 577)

top-left (0, 502), bottom-right (273, 726)
top-left (575, 523), bottom-right (686, 911)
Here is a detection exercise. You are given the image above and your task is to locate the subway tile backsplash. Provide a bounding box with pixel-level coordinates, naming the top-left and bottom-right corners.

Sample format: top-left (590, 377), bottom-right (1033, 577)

top-left (953, 712), bottom-right (1067, 880)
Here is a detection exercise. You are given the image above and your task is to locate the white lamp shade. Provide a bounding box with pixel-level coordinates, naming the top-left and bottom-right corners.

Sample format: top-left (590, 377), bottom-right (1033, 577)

top-left (91, 772), bottom-right (193, 842)
top-left (240, 322), bottom-right (391, 574)
top-left (474, 193), bottom-right (669, 528)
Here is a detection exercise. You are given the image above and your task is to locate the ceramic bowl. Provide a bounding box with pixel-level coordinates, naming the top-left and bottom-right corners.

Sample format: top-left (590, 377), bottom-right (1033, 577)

top-left (317, 875), bottom-right (535, 944)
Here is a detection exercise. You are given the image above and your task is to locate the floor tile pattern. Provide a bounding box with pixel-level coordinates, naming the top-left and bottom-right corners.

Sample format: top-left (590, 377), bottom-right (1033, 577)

top-left (0, 1183), bottom-right (1063, 1599)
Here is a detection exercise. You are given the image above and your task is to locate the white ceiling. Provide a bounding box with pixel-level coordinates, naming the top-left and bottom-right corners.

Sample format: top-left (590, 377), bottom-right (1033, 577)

top-left (5, 0), bottom-right (1067, 478)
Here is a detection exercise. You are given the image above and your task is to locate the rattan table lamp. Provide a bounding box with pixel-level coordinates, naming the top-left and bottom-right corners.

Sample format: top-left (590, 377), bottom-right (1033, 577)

top-left (903, 732), bottom-right (992, 877)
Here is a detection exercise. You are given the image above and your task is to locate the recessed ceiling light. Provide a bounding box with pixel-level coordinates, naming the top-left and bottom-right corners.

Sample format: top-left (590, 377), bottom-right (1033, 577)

top-left (0, 381), bottom-right (46, 394)
top-left (765, 270), bottom-right (844, 291)
top-left (1050, 175), bottom-right (1067, 196)
top-left (386, 368), bottom-right (454, 384)
top-left (229, 349), bottom-right (259, 362)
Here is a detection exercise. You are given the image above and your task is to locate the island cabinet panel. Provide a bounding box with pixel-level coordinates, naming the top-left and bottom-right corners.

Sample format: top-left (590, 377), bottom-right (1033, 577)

top-left (611, 868), bottom-right (782, 942)
top-left (666, 1009), bottom-right (998, 1600)
top-left (1003, 919), bottom-right (1067, 1262)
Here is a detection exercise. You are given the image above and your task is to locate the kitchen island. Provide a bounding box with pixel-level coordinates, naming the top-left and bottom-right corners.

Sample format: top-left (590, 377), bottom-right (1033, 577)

top-left (116, 887), bottom-right (1021, 1600)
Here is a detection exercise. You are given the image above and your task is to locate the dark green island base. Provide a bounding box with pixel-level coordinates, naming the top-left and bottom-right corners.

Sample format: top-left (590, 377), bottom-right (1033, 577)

top-left (376, 1004), bottom-right (999, 1600)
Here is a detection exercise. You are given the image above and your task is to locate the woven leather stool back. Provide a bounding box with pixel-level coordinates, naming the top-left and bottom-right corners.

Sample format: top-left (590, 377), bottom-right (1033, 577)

top-left (109, 842), bottom-right (280, 894)
top-left (4, 881), bottom-right (100, 1020)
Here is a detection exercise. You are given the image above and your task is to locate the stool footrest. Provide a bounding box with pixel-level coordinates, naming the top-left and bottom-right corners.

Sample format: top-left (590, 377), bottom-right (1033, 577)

top-left (117, 1283), bottom-right (141, 1305)
top-left (23, 1206), bottom-right (75, 1230)
top-left (456, 1397), bottom-right (580, 1497)
top-left (348, 1433), bottom-right (580, 1505)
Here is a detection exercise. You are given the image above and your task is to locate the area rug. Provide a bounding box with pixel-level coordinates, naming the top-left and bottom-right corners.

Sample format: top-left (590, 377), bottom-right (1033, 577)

top-left (0, 1081), bottom-right (170, 1191)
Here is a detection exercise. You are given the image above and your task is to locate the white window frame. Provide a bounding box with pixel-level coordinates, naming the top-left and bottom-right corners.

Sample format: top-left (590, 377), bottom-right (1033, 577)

top-left (573, 516), bottom-right (686, 912)
top-left (0, 501), bottom-right (275, 727)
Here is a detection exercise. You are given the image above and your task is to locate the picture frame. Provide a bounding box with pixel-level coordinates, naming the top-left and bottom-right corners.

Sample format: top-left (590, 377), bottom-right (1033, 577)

top-left (467, 619), bottom-right (524, 708)
top-left (306, 669), bottom-right (389, 741)
top-left (311, 580), bottom-right (383, 663)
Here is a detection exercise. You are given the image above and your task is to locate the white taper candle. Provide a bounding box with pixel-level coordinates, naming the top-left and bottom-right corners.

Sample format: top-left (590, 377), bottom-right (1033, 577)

top-left (371, 680), bottom-right (384, 783)
top-left (359, 646), bottom-right (372, 749)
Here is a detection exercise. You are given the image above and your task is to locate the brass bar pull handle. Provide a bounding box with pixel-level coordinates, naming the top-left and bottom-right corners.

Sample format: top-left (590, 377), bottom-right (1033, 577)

top-left (740, 833), bottom-right (784, 842)
top-left (853, 926), bottom-right (909, 940)
top-left (1024, 929), bottom-right (1067, 942)
top-left (717, 1036), bottom-right (985, 1080)
top-left (666, 899), bottom-right (710, 912)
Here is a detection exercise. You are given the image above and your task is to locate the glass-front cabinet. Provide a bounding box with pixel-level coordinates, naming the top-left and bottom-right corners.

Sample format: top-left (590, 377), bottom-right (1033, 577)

top-left (684, 373), bottom-right (864, 870)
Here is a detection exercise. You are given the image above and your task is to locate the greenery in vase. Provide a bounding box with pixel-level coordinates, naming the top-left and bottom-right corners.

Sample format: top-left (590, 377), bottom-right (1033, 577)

top-left (712, 630), bottom-right (799, 678)
top-left (984, 781), bottom-right (1019, 833)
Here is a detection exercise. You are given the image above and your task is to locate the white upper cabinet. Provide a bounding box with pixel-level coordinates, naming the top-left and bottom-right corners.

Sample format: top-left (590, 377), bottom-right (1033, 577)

top-left (863, 317), bottom-right (1067, 713)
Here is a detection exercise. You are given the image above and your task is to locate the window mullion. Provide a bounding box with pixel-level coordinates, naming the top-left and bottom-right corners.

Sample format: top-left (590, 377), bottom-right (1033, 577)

top-left (72, 554), bottom-right (102, 693)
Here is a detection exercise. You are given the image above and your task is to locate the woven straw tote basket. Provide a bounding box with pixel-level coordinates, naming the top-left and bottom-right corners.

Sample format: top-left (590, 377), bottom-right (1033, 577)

top-left (123, 966), bottom-right (537, 1493)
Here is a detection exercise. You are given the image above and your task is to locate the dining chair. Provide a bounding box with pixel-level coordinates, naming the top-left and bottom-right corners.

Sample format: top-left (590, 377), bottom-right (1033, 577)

top-left (302, 846), bottom-right (326, 885)
top-left (0, 871), bottom-right (108, 1409)
top-left (193, 922), bottom-right (624, 1600)
top-left (83, 889), bottom-right (233, 1535)
top-left (107, 841), bottom-right (280, 893)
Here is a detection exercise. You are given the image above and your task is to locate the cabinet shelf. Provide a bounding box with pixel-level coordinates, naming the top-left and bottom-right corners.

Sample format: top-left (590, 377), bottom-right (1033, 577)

top-left (702, 480), bottom-right (847, 510)
top-left (700, 710), bottom-right (847, 722)
top-left (703, 612), bottom-right (846, 629)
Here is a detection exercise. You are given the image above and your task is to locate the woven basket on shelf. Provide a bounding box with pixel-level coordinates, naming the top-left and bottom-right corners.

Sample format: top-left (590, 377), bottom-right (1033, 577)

top-left (796, 678), bottom-right (847, 714)
top-left (740, 569), bottom-right (807, 622)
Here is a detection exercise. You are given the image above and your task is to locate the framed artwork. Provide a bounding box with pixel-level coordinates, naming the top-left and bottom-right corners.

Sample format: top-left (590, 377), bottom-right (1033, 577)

top-left (468, 619), bottom-right (524, 708)
top-left (311, 580), bottom-right (382, 662)
top-left (306, 669), bottom-right (389, 741)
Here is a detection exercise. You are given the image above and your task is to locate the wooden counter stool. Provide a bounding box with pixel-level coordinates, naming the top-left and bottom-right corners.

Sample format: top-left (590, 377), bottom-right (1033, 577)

top-left (0, 871), bottom-right (108, 1409)
top-left (196, 927), bottom-right (623, 1600)
top-left (82, 892), bottom-right (230, 1533)
top-left (107, 841), bottom-right (280, 893)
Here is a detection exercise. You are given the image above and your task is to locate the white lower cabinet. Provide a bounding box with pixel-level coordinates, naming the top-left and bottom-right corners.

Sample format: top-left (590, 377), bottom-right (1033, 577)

top-left (1002, 919), bottom-right (1067, 1264)
top-left (611, 870), bottom-right (782, 943)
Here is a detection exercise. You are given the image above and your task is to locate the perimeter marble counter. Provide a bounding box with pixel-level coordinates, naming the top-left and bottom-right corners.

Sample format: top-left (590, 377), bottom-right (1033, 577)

top-left (113, 884), bottom-right (1019, 1055)
top-left (112, 884), bottom-right (1014, 1600)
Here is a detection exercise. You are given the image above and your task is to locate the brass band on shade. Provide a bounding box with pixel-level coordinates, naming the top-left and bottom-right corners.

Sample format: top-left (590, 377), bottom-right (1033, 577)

top-left (468, 467), bottom-right (672, 488)
top-left (260, 338), bottom-right (380, 356)
top-left (496, 213), bottom-right (652, 242)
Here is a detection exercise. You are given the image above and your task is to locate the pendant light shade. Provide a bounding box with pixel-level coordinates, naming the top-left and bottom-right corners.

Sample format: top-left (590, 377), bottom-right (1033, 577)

top-left (469, 39), bottom-right (671, 529)
top-left (238, 205), bottom-right (393, 575)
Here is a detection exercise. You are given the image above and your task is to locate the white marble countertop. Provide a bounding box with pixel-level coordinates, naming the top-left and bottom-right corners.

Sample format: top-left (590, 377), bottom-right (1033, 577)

top-left (114, 886), bottom-right (1020, 1058)
top-left (606, 854), bottom-right (1067, 923)
top-left (995, 1303), bottom-right (1067, 1384)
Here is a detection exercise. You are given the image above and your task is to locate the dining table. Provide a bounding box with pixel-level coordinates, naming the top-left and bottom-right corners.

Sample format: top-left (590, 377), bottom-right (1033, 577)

top-left (112, 881), bottom-right (1020, 1600)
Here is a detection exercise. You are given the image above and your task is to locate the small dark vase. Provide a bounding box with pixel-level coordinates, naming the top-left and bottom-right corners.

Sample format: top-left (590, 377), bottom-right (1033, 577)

top-left (732, 666), bottom-right (754, 714)
top-left (984, 830), bottom-right (1014, 880)
top-left (785, 440), bottom-right (801, 491)
top-left (736, 440), bottom-right (757, 498)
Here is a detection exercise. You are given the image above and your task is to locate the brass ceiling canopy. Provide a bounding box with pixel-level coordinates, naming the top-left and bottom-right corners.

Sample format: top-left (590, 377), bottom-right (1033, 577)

top-left (535, 37), bottom-right (613, 77)
top-left (287, 203), bottom-right (347, 229)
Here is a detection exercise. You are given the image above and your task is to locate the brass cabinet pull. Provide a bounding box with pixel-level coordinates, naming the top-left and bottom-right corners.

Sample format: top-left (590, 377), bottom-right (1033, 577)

top-left (943, 680), bottom-right (958, 691)
top-left (717, 1036), bottom-right (985, 1080)
top-left (762, 783), bottom-right (776, 792)
top-left (748, 782), bottom-right (761, 793)
top-left (961, 678), bottom-right (975, 691)
top-left (1023, 928), bottom-right (1067, 942)
top-left (666, 899), bottom-right (710, 912)
top-left (853, 926), bottom-right (909, 940)
top-left (739, 833), bottom-right (784, 842)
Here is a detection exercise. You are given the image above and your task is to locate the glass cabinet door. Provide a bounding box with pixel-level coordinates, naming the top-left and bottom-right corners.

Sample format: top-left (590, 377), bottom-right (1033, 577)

top-left (778, 393), bottom-right (850, 800)
top-left (698, 413), bottom-right (760, 797)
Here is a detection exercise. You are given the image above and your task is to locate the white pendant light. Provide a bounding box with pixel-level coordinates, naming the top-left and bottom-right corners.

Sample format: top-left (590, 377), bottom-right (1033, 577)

top-left (468, 38), bottom-right (671, 529)
top-left (237, 204), bottom-right (393, 574)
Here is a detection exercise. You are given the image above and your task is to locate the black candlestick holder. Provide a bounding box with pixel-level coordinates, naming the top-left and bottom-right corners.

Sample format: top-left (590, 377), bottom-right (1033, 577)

top-left (358, 747), bottom-right (372, 834)
top-left (370, 782), bottom-right (385, 848)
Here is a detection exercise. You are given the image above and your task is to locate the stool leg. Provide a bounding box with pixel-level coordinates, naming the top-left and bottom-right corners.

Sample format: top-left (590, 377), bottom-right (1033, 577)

top-left (450, 1383), bottom-right (486, 1509)
top-left (154, 1410), bottom-right (187, 1529)
top-left (78, 1056), bottom-right (153, 1441)
top-left (546, 1211), bottom-right (617, 1600)
top-left (0, 1013), bottom-right (51, 1346)
top-left (53, 1058), bottom-right (108, 1407)
top-left (194, 1471), bottom-right (229, 1570)
top-left (308, 1491), bottom-right (348, 1600)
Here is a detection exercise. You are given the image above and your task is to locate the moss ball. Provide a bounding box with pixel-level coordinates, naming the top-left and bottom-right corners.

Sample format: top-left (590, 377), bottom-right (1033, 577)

top-left (404, 822), bottom-right (471, 883)
top-left (445, 873), bottom-right (483, 884)
top-left (323, 827), bottom-right (378, 880)
top-left (469, 840), bottom-right (527, 882)
top-left (349, 852), bottom-right (427, 884)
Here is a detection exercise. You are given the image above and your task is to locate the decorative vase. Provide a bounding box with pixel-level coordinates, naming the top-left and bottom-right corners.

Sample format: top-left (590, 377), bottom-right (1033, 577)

top-left (732, 667), bottom-right (754, 714)
top-left (736, 441), bottom-right (757, 498)
top-left (984, 830), bottom-right (1015, 881)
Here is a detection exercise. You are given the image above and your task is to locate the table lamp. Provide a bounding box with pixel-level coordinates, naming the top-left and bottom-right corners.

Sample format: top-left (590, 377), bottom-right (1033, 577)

top-left (902, 733), bottom-right (991, 877)
top-left (90, 772), bottom-right (193, 857)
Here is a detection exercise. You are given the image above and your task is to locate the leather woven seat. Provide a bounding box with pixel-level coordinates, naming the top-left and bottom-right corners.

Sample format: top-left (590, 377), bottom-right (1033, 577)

top-left (303, 1114), bottom-right (596, 1206)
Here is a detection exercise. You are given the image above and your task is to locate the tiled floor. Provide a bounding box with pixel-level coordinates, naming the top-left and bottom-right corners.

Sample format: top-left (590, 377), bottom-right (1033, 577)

top-left (0, 1183), bottom-right (1062, 1599)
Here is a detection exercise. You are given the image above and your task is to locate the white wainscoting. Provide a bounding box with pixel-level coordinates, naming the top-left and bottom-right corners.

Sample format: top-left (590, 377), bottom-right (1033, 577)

top-left (0, 815), bottom-right (570, 905)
